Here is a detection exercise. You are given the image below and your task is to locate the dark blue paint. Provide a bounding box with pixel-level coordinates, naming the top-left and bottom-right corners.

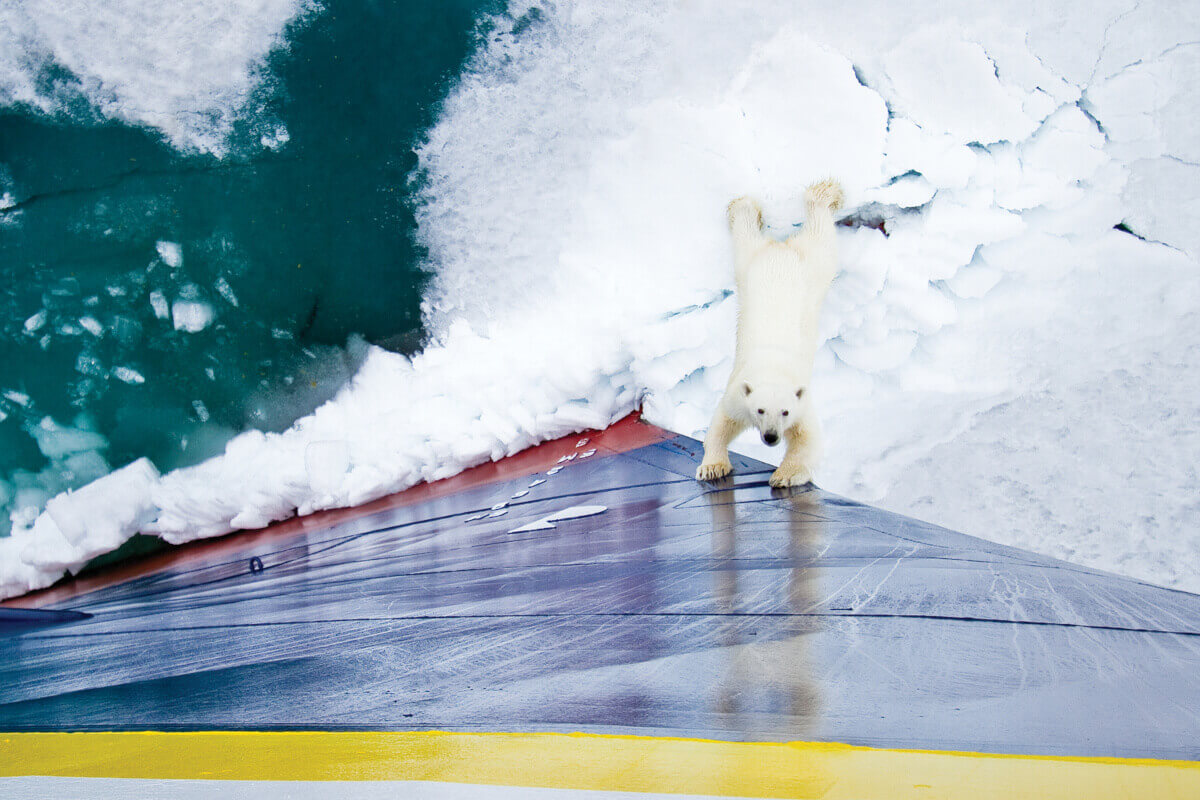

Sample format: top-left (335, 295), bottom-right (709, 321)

top-left (1, 430), bottom-right (1198, 760)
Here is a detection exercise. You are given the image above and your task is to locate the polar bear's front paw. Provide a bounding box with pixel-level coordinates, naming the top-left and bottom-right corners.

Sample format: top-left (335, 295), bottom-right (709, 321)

top-left (696, 459), bottom-right (733, 481)
top-left (769, 464), bottom-right (812, 488)
top-left (727, 196), bottom-right (763, 230)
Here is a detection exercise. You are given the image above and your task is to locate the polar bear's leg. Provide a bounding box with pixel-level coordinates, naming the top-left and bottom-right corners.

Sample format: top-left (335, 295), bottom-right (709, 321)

top-left (788, 179), bottom-right (844, 284)
top-left (800, 179), bottom-right (844, 238)
top-left (769, 408), bottom-right (823, 488)
top-left (697, 408), bottom-right (744, 481)
top-left (727, 197), bottom-right (768, 278)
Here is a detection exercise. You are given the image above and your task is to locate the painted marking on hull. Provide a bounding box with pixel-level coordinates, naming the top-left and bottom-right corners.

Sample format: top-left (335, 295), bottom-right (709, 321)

top-left (508, 505), bottom-right (608, 533)
top-left (1, 731), bottom-right (1197, 799)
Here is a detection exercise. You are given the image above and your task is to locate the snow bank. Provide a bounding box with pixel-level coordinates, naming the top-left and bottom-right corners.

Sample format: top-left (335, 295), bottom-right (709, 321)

top-left (0, 0), bottom-right (318, 155)
top-left (4, 0), bottom-right (1200, 598)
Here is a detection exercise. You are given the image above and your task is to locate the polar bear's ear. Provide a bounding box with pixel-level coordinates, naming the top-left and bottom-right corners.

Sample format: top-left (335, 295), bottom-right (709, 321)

top-left (742, 382), bottom-right (753, 396)
top-left (796, 387), bottom-right (805, 399)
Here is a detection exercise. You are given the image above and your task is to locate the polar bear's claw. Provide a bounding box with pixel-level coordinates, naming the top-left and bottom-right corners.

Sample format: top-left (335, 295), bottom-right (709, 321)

top-left (769, 465), bottom-right (812, 488)
top-left (696, 460), bottom-right (733, 481)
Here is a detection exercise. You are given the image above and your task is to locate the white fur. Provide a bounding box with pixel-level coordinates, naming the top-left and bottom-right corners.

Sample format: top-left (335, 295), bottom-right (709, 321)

top-left (697, 179), bottom-right (844, 488)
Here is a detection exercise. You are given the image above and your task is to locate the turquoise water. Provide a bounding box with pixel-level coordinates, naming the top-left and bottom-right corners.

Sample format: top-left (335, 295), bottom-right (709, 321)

top-left (0, 1), bottom-right (497, 530)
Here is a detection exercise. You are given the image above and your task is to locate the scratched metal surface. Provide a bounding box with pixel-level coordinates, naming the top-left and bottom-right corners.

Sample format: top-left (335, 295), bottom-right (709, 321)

top-left (1, 428), bottom-right (1198, 759)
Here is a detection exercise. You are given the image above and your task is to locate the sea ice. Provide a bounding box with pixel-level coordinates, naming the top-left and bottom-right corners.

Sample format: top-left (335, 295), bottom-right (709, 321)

top-left (155, 240), bottom-right (183, 268)
top-left (3, 0), bottom-right (1200, 600)
top-left (0, 0), bottom-right (319, 155)
top-left (171, 300), bottom-right (215, 333)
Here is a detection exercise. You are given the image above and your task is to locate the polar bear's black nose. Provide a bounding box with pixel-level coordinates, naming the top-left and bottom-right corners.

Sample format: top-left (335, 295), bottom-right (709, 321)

top-left (763, 432), bottom-right (779, 446)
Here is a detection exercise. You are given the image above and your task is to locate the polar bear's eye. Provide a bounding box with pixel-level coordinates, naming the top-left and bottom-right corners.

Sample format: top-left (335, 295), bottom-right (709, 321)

top-left (782, 410), bottom-right (789, 416)
top-left (757, 408), bottom-right (764, 415)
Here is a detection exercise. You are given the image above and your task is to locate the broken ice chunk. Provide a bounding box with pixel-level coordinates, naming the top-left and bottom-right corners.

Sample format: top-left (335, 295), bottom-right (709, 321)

top-left (214, 276), bottom-right (239, 307)
top-left (111, 366), bottom-right (146, 384)
top-left (172, 300), bottom-right (215, 333)
top-left (149, 291), bottom-right (170, 320)
top-left (23, 310), bottom-right (46, 333)
top-left (156, 240), bottom-right (183, 267)
top-left (29, 416), bottom-right (108, 460)
top-left (79, 316), bottom-right (104, 337)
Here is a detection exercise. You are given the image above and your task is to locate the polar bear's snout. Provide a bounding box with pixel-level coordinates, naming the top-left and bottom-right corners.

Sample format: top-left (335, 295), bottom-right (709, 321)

top-left (762, 431), bottom-right (780, 446)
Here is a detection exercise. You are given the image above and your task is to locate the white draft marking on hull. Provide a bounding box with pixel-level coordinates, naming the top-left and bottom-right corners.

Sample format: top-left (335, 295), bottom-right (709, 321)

top-left (508, 505), bottom-right (608, 533)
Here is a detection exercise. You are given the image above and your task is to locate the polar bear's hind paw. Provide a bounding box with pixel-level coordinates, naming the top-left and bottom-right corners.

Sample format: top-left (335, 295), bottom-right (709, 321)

top-left (696, 460), bottom-right (733, 481)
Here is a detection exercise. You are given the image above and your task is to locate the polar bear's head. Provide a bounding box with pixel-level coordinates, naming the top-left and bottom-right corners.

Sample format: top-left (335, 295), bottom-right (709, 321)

top-left (741, 382), bottom-right (804, 447)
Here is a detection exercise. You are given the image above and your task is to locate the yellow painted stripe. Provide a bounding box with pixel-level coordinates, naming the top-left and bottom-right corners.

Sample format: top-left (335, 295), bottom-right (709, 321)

top-left (2, 731), bottom-right (1198, 799)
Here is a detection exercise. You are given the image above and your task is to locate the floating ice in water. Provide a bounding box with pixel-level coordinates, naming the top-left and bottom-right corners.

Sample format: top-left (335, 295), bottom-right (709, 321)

top-left (111, 366), bottom-right (145, 385)
top-left (260, 125), bottom-right (291, 151)
top-left (214, 277), bottom-right (239, 307)
top-left (0, 459), bottom-right (158, 579)
top-left (29, 416), bottom-right (107, 460)
top-left (508, 505), bottom-right (608, 534)
top-left (3, 390), bottom-right (30, 407)
top-left (0, 0), bottom-right (320, 155)
top-left (78, 316), bottom-right (103, 337)
top-left (23, 310), bottom-right (46, 333)
top-left (171, 300), bottom-right (215, 333)
top-left (155, 240), bottom-right (183, 268)
top-left (148, 291), bottom-right (169, 320)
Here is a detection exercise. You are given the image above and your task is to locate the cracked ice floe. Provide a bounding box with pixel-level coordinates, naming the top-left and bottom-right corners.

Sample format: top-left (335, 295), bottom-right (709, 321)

top-left (4, 0), bottom-right (1200, 600)
top-left (0, 0), bottom-right (319, 156)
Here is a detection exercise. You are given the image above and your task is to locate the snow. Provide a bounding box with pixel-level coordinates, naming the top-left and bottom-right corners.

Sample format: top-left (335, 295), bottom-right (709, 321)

top-left (3, 0), bottom-right (1200, 599)
top-left (0, 0), bottom-right (317, 155)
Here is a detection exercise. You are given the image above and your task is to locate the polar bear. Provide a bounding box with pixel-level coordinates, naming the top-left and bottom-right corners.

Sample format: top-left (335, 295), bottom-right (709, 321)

top-left (696, 179), bottom-right (844, 488)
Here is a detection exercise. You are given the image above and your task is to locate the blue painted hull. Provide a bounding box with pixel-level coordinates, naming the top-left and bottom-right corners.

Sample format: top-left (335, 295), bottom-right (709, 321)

top-left (2, 415), bottom-right (1198, 763)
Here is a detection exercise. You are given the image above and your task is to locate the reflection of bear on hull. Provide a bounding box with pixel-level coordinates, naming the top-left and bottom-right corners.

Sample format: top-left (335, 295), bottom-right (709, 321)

top-left (697, 179), bottom-right (844, 488)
